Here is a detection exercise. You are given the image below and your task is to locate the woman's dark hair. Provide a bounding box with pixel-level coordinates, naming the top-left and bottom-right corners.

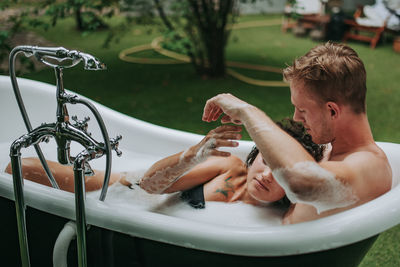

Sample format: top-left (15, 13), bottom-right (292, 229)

top-left (245, 118), bottom-right (325, 207)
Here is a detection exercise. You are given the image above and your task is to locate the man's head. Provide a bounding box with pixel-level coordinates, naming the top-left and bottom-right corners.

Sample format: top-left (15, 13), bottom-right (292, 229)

top-left (245, 118), bottom-right (325, 205)
top-left (283, 42), bottom-right (367, 143)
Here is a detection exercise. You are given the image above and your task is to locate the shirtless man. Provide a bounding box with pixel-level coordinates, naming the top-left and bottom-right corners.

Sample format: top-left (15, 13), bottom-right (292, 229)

top-left (202, 42), bottom-right (392, 224)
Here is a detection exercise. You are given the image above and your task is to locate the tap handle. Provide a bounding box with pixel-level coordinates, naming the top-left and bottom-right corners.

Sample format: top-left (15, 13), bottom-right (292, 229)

top-left (72, 115), bottom-right (91, 133)
top-left (84, 161), bottom-right (94, 176)
top-left (110, 135), bottom-right (122, 157)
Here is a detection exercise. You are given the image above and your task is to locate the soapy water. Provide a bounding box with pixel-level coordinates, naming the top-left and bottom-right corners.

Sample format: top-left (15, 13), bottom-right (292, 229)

top-left (272, 161), bottom-right (359, 214)
top-left (0, 141), bottom-right (285, 227)
top-left (88, 171), bottom-right (285, 227)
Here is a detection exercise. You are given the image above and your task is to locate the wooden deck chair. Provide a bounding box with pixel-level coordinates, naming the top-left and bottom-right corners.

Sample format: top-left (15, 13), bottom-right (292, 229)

top-left (342, 6), bottom-right (387, 48)
top-left (282, 0), bottom-right (323, 33)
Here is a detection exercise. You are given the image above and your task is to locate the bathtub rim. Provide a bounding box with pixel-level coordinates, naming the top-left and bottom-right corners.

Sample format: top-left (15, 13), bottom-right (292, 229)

top-left (0, 75), bottom-right (400, 257)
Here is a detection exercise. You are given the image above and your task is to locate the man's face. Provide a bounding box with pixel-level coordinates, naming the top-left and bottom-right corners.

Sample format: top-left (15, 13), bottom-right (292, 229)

top-left (290, 80), bottom-right (334, 144)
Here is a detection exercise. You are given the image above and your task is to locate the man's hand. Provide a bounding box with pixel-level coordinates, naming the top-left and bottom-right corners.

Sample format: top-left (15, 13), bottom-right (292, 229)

top-left (202, 93), bottom-right (251, 124)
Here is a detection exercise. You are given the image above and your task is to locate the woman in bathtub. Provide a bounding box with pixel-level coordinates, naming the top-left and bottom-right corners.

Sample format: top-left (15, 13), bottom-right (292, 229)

top-left (138, 118), bottom-right (324, 209)
top-left (5, 118), bottom-right (324, 211)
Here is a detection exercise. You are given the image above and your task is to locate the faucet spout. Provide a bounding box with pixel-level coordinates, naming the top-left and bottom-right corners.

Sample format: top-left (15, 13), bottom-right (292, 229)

top-left (73, 51), bottom-right (106, 70)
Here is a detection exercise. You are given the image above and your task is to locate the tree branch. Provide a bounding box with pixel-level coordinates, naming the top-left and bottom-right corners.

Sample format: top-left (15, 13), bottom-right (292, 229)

top-left (153, 0), bottom-right (174, 31)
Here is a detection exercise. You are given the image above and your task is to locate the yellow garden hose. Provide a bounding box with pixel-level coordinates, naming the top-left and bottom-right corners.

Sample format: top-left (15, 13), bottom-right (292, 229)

top-left (119, 19), bottom-right (288, 87)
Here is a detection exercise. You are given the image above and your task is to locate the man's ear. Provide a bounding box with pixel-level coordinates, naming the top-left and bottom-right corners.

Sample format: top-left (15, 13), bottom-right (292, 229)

top-left (326, 102), bottom-right (340, 119)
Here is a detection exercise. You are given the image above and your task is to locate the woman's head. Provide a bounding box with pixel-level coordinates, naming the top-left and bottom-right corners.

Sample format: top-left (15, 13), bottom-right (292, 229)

top-left (245, 118), bottom-right (325, 205)
top-left (246, 152), bottom-right (286, 203)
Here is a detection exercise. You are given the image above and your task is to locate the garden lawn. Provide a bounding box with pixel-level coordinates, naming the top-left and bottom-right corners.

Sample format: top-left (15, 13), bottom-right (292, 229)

top-left (20, 14), bottom-right (400, 267)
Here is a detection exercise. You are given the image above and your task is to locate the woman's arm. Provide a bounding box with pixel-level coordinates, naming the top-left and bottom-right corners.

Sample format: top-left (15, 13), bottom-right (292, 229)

top-left (139, 125), bottom-right (242, 194)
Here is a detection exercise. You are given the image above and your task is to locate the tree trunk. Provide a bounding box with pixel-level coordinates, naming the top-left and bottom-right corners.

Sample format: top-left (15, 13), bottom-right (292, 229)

top-left (154, 0), bottom-right (235, 77)
top-left (188, 0), bottom-right (234, 77)
top-left (74, 5), bottom-right (84, 31)
top-left (204, 27), bottom-right (226, 77)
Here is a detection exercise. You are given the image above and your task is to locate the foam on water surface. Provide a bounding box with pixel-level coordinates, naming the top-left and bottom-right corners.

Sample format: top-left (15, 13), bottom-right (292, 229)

top-left (0, 141), bottom-right (285, 227)
top-left (88, 180), bottom-right (285, 227)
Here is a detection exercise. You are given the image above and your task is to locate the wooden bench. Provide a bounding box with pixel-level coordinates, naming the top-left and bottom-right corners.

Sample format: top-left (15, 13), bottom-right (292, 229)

top-left (342, 6), bottom-right (399, 49)
top-left (342, 18), bottom-right (386, 49)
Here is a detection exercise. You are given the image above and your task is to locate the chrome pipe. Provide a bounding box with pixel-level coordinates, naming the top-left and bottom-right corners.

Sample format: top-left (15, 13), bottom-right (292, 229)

top-left (74, 152), bottom-right (90, 267)
top-left (9, 46), bottom-right (60, 189)
top-left (72, 97), bottom-right (113, 201)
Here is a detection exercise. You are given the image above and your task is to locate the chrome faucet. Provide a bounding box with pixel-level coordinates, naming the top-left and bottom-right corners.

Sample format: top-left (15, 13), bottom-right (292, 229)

top-left (19, 46), bottom-right (106, 70)
top-left (9, 45), bottom-right (121, 267)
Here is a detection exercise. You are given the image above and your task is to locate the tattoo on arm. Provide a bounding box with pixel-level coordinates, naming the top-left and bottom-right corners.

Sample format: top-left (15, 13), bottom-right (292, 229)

top-left (214, 176), bottom-right (235, 198)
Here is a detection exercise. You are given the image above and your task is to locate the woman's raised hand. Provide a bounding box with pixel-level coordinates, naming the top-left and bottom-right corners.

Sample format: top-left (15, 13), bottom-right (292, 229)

top-left (190, 125), bottom-right (242, 158)
top-left (202, 93), bottom-right (251, 124)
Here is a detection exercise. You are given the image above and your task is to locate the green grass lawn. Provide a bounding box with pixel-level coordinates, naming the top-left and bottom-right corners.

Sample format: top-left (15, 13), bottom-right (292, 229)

top-left (17, 14), bottom-right (400, 266)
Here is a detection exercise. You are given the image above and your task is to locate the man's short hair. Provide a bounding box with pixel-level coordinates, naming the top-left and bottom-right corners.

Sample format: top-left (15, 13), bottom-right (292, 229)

top-left (283, 42), bottom-right (367, 114)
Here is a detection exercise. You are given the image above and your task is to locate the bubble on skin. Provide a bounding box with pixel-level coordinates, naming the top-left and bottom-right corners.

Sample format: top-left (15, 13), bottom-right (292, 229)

top-left (272, 161), bottom-right (359, 214)
top-left (119, 170), bottom-right (147, 186)
top-left (245, 123), bottom-right (273, 135)
top-left (49, 167), bottom-right (57, 176)
top-left (221, 100), bottom-right (250, 113)
top-left (194, 138), bottom-right (216, 163)
top-left (32, 171), bottom-right (42, 177)
top-left (139, 138), bottom-right (217, 194)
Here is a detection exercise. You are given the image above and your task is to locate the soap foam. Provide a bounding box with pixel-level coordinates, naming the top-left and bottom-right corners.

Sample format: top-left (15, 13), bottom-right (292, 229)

top-left (88, 180), bottom-right (285, 227)
top-left (139, 138), bottom-right (216, 194)
top-left (0, 141), bottom-right (285, 227)
top-left (272, 161), bottom-right (358, 213)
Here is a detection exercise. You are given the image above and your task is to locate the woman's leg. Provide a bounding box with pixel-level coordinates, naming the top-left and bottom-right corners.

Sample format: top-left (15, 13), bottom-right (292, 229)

top-left (4, 157), bottom-right (123, 193)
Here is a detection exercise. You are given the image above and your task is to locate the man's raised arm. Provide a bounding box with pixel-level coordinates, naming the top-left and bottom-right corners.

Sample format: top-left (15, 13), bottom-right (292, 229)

top-left (202, 93), bottom-right (358, 212)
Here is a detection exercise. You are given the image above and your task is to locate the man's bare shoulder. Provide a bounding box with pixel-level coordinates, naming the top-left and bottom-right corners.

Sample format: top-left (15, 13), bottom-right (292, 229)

top-left (343, 143), bottom-right (390, 172)
top-left (329, 144), bottom-right (392, 199)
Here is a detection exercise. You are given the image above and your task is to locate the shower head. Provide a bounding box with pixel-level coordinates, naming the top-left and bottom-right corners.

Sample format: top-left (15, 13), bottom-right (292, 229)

top-left (17, 46), bottom-right (106, 70)
top-left (77, 52), bottom-right (107, 71)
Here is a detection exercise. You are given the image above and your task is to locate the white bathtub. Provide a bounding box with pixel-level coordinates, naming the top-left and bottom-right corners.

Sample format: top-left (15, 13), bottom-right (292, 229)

top-left (1, 75), bottom-right (400, 266)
